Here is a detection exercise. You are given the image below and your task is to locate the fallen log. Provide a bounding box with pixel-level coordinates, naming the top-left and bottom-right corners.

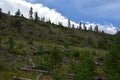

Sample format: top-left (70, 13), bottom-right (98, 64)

top-left (14, 76), bottom-right (32, 80)
top-left (18, 67), bottom-right (78, 78)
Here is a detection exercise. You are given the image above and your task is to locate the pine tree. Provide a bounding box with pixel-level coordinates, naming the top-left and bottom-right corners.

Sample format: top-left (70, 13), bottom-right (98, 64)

top-left (94, 25), bottom-right (99, 32)
top-left (72, 24), bottom-right (75, 29)
top-left (58, 22), bottom-right (63, 26)
top-left (21, 14), bottom-right (24, 18)
top-left (89, 25), bottom-right (93, 31)
top-left (0, 8), bottom-right (2, 13)
top-left (68, 19), bottom-right (71, 28)
top-left (8, 11), bottom-right (11, 16)
top-left (29, 7), bottom-right (33, 19)
top-left (0, 8), bottom-right (2, 18)
top-left (40, 17), bottom-right (45, 22)
top-left (34, 12), bottom-right (39, 22)
top-left (83, 23), bottom-right (87, 30)
top-left (79, 22), bottom-right (82, 30)
top-left (15, 9), bottom-right (21, 16)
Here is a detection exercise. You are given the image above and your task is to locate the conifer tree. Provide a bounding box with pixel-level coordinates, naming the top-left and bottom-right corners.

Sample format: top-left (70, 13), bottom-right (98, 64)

top-left (41, 17), bottom-right (45, 22)
top-left (79, 22), bottom-right (82, 30)
top-left (58, 22), bottom-right (63, 26)
top-left (89, 25), bottom-right (93, 31)
top-left (15, 9), bottom-right (21, 16)
top-left (0, 8), bottom-right (2, 18)
top-left (68, 19), bottom-right (71, 28)
top-left (0, 8), bottom-right (2, 13)
top-left (34, 12), bottom-right (39, 22)
top-left (29, 7), bottom-right (33, 19)
top-left (94, 25), bottom-right (99, 32)
top-left (8, 11), bottom-right (11, 16)
top-left (72, 24), bottom-right (75, 29)
top-left (83, 23), bottom-right (87, 30)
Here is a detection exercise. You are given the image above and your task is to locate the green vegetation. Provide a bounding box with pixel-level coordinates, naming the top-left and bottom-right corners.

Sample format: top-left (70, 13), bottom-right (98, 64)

top-left (105, 36), bottom-right (120, 80)
top-left (0, 8), bottom-right (119, 80)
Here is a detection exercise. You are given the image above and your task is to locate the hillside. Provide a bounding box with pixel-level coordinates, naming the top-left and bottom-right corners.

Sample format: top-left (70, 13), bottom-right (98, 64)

top-left (0, 12), bottom-right (115, 50)
top-left (0, 12), bottom-right (119, 80)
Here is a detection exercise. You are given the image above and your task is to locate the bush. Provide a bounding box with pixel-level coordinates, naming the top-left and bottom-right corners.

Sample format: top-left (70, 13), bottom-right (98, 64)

top-left (105, 38), bottom-right (120, 80)
top-left (33, 54), bottom-right (52, 70)
top-left (69, 50), bottom-right (95, 80)
top-left (50, 47), bottom-right (63, 67)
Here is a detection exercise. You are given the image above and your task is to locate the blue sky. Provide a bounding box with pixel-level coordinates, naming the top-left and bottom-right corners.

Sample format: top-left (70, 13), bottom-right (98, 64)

top-left (0, 0), bottom-right (119, 34)
top-left (26, 0), bottom-right (120, 27)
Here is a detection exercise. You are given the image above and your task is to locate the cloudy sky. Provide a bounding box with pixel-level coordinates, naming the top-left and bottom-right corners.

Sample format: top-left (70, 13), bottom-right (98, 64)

top-left (0, 0), bottom-right (120, 34)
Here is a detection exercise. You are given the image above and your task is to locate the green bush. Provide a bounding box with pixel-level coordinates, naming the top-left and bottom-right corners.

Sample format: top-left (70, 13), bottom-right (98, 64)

top-left (69, 50), bottom-right (95, 80)
top-left (50, 47), bottom-right (63, 67)
top-left (105, 38), bottom-right (120, 80)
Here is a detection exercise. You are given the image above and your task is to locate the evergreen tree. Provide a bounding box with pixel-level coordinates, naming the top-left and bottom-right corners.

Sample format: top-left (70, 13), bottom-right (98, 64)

top-left (0, 8), bottom-right (2, 18)
top-left (68, 19), bottom-right (71, 28)
top-left (46, 19), bottom-right (51, 24)
top-left (8, 11), bottom-right (11, 16)
top-left (102, 30), bottom-right (105, 33)
top-left (0, 8), bottom-right (2, 13)
top-left (89, 25), bottom-right (93, 31)
top-left (94, 25), bottom-right (99, 32)
top-left (29, 7), bottom-right (33, 19)
top-left (41, 17), bottom-right (45, 22)
top-left (21, 14), bottom-right (24, 18)
top-left (34, 12), bottom-right (39, 22)
top-left (58, 22), bottom-right (63, 26)
top-left (72, 24), bottom-right (75, 29)
top-left (79, 22), bottom-right (82, 30)
top-left (15, 9), bottom-right (21, 16)
top-left (83, 23), bottom-right (87, 30)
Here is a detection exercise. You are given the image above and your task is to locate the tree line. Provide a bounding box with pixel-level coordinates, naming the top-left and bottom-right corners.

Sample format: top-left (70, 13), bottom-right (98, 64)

top-left (0, 7), bottom-right (104, 33)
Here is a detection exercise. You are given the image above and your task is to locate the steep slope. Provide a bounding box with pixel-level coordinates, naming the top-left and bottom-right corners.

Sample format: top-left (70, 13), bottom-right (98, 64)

top-left (0, 12), bottom-right (116, 80)
top-left (0, 12), bottom-right (115, 51)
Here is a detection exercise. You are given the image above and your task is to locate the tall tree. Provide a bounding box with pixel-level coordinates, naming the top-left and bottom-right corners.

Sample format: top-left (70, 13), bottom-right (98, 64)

top-left (72, 24), bottom-right (75, 29)
top-left (40, 17), bottom-right (45, 22)
top-left (89, 25), bottom-right (93, 31)
top-left (0, 8), bottom-right (2, 13)
top-left (8, 11), bottom-right (11, 16)
top-left (83, 23), bottom-right (87, 30)
top-left (79, 22), bottom-right (82, 30)
top-left (34, 12), bottom-right (39, 22)
top-left (0, 8), bottom-right (2, 18)
top-left (68, 19), bottom-right (71, 28)
top-left (58, 22), bottom-right (63, 26)
top-left (29, 7), bottom-right (33, 19)
top-left (15, 9), bottom-right (21, 16)
top-left (94, 25), bottom-right (99, 32)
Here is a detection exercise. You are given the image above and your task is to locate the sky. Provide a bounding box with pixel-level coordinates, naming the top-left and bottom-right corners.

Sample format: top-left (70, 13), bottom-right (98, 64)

top-left (0, 0), bottom-right (120, 34)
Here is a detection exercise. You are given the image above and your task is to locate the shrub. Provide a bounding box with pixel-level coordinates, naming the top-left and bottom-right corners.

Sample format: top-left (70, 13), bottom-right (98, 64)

top-left (105, 38), bottom-right (120, 80)
top-left (50, 47), bottom-right (63, 67)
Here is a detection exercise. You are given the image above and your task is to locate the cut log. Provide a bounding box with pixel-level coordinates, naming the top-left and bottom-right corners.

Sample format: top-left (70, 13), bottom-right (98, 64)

top-left (14, 76), bottom-right (32, 80)
top-left (18, 67), bottom-right (78, 78)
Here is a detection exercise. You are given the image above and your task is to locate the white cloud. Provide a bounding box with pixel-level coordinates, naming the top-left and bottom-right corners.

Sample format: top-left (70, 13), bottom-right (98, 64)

top-left (0, 0), bottom-right (118, 34)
